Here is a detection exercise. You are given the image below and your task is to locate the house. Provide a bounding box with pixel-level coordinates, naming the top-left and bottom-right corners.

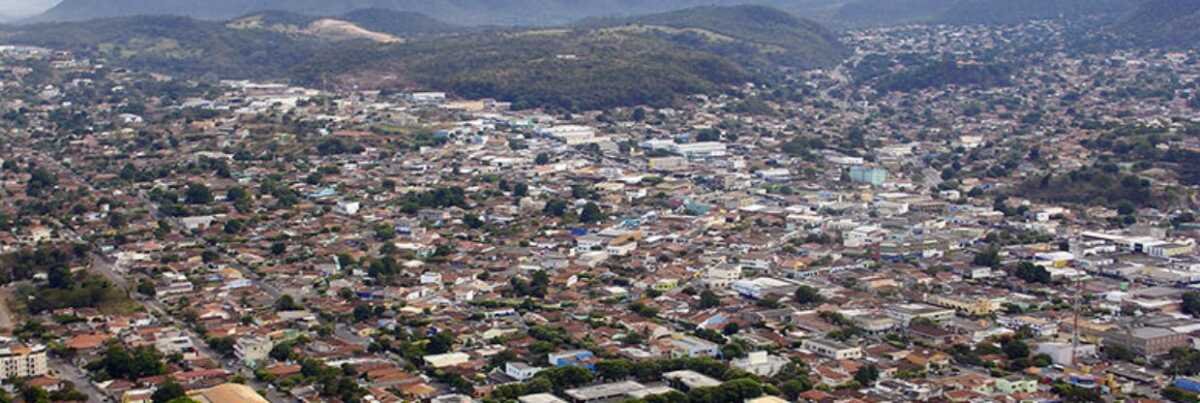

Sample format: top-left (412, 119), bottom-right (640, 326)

top-left (548, 350), bottom-right (595, 369)
top-left (669, 336), bottom-right (720, 359)
top-left (731, 351), bottom-right (790, 377)
top-left (505, 362), bottom-right (543, 382)
top-left (234, 336), bottom-right (273, 367)
top-left (423, 352), bottom-right (471, 369)
top-left (663, 370), bottom-right (721, 391)
top-left (187, 383), bottom-right (269, 403)
top-left (802, 338), bottom-right (862, 360)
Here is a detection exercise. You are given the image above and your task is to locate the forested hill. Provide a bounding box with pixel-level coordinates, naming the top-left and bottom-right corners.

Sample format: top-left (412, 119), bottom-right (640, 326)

top-left (831, 0), bottom-right (1138, 27)
top-left (1112, 0), bottom-right (1200, 48)
top-left (579, 5), bottom-right (849, 69)
top-left (30, 0), bottom-right (838, 26)
top-left (1, 5), bottom-right (848, 112)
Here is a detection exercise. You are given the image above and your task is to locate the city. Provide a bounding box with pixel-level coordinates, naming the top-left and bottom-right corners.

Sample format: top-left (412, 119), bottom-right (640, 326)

top-left (1, 2), bottom-right (1200, 403)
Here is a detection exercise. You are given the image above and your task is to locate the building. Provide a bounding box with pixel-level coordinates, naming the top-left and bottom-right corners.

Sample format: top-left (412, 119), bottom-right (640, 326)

top-left (423, 352), bottom-right (471, 368)
top-left (670, 336), bottom-right (721, 359)
top-left (548, 350), bottom-right (595, 369)
top-left (925, 294), bottom-right (1005, 316)
top-left (537, 125), bottom-right (598, 145)
top-left (849, 166), bottom-right (888, 186)
top-left (845, 225), bottom-right (887, 248)
top-left (802, 338), bottom-right (862, 360)
top-left (518, 394), bottom-right (570, 403)
top-left (234, 336), bottom-right (273, 367)
top-left (0, 343), bottom-right (48, 379)
top-left (1035, 342), bottom-right (1098, 366)
top-left (505, 362), bottom-right (543, 381)
top-left (663, 370), bottom-right (722, 391)
top-left (1148, 242), bottom-right (1195, 258)
top-left (731, 277), bottom-right (797, 300)
top-left (187, 383), bottom-right (269, 403)
top-left (647, 157), bottom-right (688, 172)
top-left (731, 351), bottom-right (790, 377)
top-left (1103, 327), bottom-right (1189, 357)
top-left (671, 142), bottom-right (727, 159)
top-left (885, 303), bottom-right (956, 326)
top-left (564, 381), bottom-right (645, 403)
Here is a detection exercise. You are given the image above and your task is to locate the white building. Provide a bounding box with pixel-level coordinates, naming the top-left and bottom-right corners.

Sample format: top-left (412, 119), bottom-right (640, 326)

top-left (336, 201), bottom-right (361, 216)
top-left (234, 336), bottom-right (274, 367)
top-left (505, 362), bottom-right (543, 381)
top-left (0, 343), bottom-right (48, 379)
top-left (802, 338), bottom-right (863, 360)
top-left (731, 277), bottom-right (795, 300)
top-left (844, 225), bottom-right (886, 248)
top-left (731, 351), bottom-right (789, 377)
top-left (670, 336), bottom-right (721, 359)
top-left (537, 125), bottom-right (599, 145)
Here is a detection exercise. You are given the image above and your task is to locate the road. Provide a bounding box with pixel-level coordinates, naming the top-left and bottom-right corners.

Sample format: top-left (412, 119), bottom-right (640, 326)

top-left (50, 358), bottom-right (109, 403)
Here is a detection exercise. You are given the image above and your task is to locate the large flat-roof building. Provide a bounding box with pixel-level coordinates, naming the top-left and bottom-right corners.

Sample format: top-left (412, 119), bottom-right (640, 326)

top-left (564, 381), bottom-right (646, 403)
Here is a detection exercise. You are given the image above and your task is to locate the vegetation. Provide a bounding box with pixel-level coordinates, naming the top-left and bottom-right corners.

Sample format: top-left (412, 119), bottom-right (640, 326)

top-left (8, 5), bottom-right (848, 112)
top-left (874, 59), bottom-right (1013, 93)
top-left (86, 344), bottom-right (167, 381)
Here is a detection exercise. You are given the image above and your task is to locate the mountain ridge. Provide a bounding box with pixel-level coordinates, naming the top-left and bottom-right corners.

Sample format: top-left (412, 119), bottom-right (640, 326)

top-left (2, 5), bottom-right (847, 111)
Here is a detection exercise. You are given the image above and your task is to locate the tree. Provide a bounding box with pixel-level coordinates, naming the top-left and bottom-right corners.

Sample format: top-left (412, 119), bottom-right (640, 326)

top-left (184, 183), bottom-right (213, 205)
top-left (722, 322), bottom-right (740, 336)
top-left (223, 219), bottom-right (244, 235)
top-left (226, 186), bottom-right (248, 203)
top-left (698, 290), bottom-right (720, 309)
top-left (1002, 339), bottom-right (1030, 360)
top-left (973, 247), bottom-right (1001, 268)
top-left (1013, 262), bottom-right (1052, 284)
top-left (632, 107), bottom-right (646, 122)
top-left (88, 344), bottom-right (166, 380)
top-left (580, 202), bottom-right (605, 223)
top-left (535, 153), bottom-right (551, 165)
top-left (270, 242), bottom-right (287, 256)
top-left (779, 378), bottom-right (812, 400)
top-left (854, 364), bottom-right (880, 386)
top-left (47, 265), bottom-right (74, 289)
top-left (136, 279), bottom-right (157, 297)
top-left (275, 295), bottom-right (300, 311)
top-left (1184, 291), bottom-right (1200, 318)
top-left (543, 199), bottom-right (568, 217)
top-left (793, 285), bottom-right (824, 305)
top-left (595, 359), bottom-right (633, 380)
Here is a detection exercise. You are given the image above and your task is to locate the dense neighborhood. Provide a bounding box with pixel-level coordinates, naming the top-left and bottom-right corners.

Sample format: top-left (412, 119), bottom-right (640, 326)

top-left (1, 15), bottom-right (1200, 403)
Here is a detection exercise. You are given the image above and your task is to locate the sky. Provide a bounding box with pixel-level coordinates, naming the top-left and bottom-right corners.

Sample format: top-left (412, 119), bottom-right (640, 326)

top-left (0, 0), bottom-right (58, 17)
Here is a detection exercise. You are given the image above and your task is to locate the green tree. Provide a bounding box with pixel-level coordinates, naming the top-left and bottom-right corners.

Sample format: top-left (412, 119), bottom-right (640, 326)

top-left (854, 364), bottom-right (880, 386)
top-left (698, 290), bottom-right (721, 309)
top-left (580, 202), bottom-right (605, 223)
top-left (184, 183), bottom-right (213, 204)
top-left (1184, 291), bottom-right (1200, 318)
top-left (793, 285), bottom-right (824, 305)
top-left (275, 295), bottom-right (300, 311)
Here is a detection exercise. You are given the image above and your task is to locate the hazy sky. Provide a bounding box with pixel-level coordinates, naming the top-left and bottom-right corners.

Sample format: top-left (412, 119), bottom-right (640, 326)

top-left (0, 0), bottom-right (58, 16)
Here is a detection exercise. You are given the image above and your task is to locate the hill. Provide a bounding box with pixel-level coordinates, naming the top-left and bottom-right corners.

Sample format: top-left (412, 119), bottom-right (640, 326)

top-left (580, 5), bottom-right (848, 69)
top-left (1112, 0), bottom-right (1200, 48)
top-left (938, 0), bottom-right (1136, 25)
top-left (31, 0), bottom-right (841, 26)
top-left (225, 9), bottom-right (457, 42)
top-left (834, 0), bottom-right (954, 26)
top-left (2, 6), bottom-right (847, 111)
top-left (338, 8), bottom-right (459, 36)
top-left (831, 0), bottom-right (1137, 27)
